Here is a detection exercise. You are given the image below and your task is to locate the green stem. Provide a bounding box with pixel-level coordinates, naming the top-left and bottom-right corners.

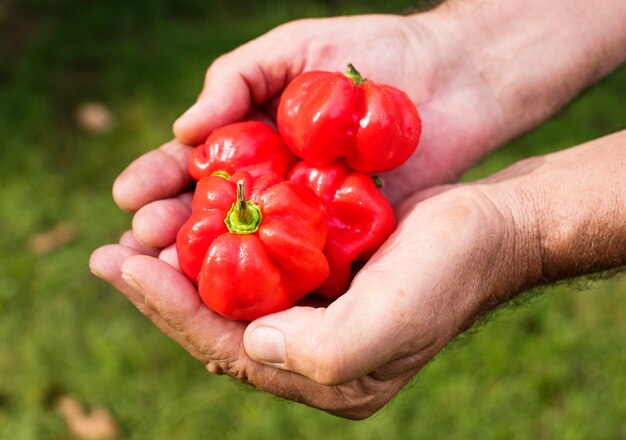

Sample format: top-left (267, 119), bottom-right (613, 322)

top-left (224, 180), bottom-right (262, 234)
top-left (372, 175), bottom-right (384, 189)
top-left (211, 170), bottom-right (230, 179)
top-left (345, 63), bottom-right (366, 86)
top-left (234, 180), bottom-right (248, 222)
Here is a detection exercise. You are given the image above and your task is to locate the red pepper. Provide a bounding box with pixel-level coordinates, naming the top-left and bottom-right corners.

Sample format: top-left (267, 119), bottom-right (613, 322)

top-left (188, 121), bottom-right (297, 180)
top-left (176, 170), bottom-right (329, 321)
top-left (288, 160), bottom-right (396, 298)
top-left (277, 64), bottom-right (422, 173)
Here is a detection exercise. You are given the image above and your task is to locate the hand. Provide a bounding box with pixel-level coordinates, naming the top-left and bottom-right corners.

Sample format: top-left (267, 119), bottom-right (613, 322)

top-left (92, 131), bottom-right (626, 418)
top-left (113, 12), bottom-right (507, 214)
top-left (91, 182), bottom-right (521, 419)
top-left (111, 0), bottom-right (626, 224)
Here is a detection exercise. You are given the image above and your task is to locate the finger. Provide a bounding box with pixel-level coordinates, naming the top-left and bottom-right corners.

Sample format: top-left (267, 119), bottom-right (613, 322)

top-left (89, 244), bottom-right (206, 360)
top-left (243, 251), bottom-right (433, 385)
top-left (173, 29), bottom-right (304, 145)
top-left (113, 140), bottom-right (192, 212)
top-left (120, 254), bottom-right (271, 383)
top-left (132, 195), bottom-right (192, 248)
top-left (120, 254), bottom-right (414, 419)
top-left (120, 255), bottom-right (246, 358)
top-left (119, 230), bottom-right (160, 257)
top-left (159, 244), bottom-right (180, 271)
top-left (243, 196), bottom-right (485, 386)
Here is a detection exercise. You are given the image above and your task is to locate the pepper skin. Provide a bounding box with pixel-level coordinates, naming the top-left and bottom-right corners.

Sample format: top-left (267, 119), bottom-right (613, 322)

top-left (277, 64), bottom-right (422, 173)
top-left (288, 160), bottom-right (396, 298)
top-left (176, 170), bottom-right (329, 321)
top-left (188, 121), bottom-right (297, 180)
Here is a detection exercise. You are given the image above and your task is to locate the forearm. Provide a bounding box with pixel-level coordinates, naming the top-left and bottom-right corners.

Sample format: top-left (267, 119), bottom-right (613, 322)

top-left (485, 130), bottom-right (626, 305)
top-left (430, 0), bottom-right (626, 149)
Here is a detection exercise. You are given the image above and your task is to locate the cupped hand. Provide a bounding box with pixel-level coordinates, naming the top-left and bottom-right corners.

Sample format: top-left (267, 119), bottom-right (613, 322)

top-left (91, 177), bottom-right (533, 419)
top-left (114, 11), bottom-right (505, 215)
top-left (94, 129), bottom-right (626, 418)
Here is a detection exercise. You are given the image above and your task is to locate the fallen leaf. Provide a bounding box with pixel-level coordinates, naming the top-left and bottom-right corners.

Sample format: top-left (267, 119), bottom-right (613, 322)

top-left (57, 396), bottom-right (118, 440)
top-left (75, 102), bottom-right (115, 134)
top-left (28, 222), bottom-right (78, 254)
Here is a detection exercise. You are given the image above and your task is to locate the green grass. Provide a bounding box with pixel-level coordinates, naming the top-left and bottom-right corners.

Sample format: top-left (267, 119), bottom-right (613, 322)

top-left (1, 0), bottom-right (625, 438)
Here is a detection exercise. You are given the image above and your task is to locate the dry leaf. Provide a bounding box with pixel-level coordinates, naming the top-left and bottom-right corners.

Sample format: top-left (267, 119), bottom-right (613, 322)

top-left (56, 396), bottom-right (118, 440)
top-left (75, 102), bottom-right (115, 134)
top-left (28, 222), bottom-right (78, 254)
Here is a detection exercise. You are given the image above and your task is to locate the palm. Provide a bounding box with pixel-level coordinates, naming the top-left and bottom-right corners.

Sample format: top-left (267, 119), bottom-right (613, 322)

top-left (293, 16), bottom-right (502, 202)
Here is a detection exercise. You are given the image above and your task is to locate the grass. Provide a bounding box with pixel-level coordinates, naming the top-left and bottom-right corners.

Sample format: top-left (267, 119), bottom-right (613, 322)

top-left (1, 0), bottom-right (625, 438)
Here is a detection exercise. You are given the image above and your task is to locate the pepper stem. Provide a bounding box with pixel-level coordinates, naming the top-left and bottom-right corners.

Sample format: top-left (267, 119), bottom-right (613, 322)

top-left (345, 63), bottom-right (366, 86)
top-left (234, 180), bottom-right (248, 222)
top-left (372, 175), bottom-right (384, 189)
top-left (211, 170), bottom-right (230, 179)
top-left (224, 179), bottom-right (262, 234)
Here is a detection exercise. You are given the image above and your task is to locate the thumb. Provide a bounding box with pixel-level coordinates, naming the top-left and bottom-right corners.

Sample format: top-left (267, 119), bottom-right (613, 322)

top-left (243, 191), bottom-right (492, 385)
top-left (243, 230), bottom-right (447, 386)
top-left (172, 67), bottom-right (253, 145)
top-left (173, 30), bottom-right (304, 145)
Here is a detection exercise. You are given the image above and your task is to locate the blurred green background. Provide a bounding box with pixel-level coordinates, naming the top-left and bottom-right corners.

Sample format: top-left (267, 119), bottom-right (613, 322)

top-left (1, 0), bottom-right (625, 438)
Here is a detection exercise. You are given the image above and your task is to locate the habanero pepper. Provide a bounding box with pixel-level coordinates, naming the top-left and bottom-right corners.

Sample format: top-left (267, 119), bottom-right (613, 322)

top-left (277, 64), bottom-right (422, 173)
top-left (288, 160), bottom-right (396, 298)
top-left (188, 121), bottom-right (297, 180)
top-left (176, 170), bottom-right (329, 321)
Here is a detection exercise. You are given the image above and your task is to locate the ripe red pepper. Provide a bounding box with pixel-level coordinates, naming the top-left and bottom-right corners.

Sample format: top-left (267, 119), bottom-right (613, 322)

top-left (288, 160), bottom-right (396, 298)
top-left (277, 64), bottom-right (422, 173)
top-left (176, 170), bottom-right (329, 321)
top-left (188, 121), bottom-right (297, 180)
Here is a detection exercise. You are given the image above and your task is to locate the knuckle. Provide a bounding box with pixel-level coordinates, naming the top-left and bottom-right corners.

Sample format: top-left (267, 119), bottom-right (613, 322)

top-left (205, 361), bottom-right (225, 375)
top-left (220, 359), bottom-right (253, 385)
top-left (326, 380), bottom-right (389, 420)
top-left (313, 343), bottom-right (344, 386)
top-left (205, 55), bottom-right (231, 82)
top-left (142, 294), bottom-right (160, 313)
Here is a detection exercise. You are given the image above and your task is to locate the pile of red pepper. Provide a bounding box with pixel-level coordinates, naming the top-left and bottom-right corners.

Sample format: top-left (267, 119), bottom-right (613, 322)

top-left (177, 64), bottom-right (422, 321)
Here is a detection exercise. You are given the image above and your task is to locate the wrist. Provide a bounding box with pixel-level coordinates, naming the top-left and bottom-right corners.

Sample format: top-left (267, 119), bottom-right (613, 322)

top-left (508, 133), bottom-right (626, 282)
top-left (452, 184), bottom-right (544, 319)
top-left (473, 131), bottom-right (626, 301)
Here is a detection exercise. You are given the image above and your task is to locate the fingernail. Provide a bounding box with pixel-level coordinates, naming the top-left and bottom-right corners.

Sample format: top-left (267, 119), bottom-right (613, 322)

top-left (121, 271), bottom-right (143, 295)
top-left (247, 327), bottom-right (285, 365)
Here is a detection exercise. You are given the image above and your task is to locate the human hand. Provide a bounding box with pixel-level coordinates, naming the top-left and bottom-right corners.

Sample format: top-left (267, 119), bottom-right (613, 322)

top-left (114, 11), bottom-right (508, 214)
top-left (92, 131), bottom-right (626, 418)
top-left (90, 182), bottom-right (519, 419)
top-left (112, 0), bottom-right (626, 224)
